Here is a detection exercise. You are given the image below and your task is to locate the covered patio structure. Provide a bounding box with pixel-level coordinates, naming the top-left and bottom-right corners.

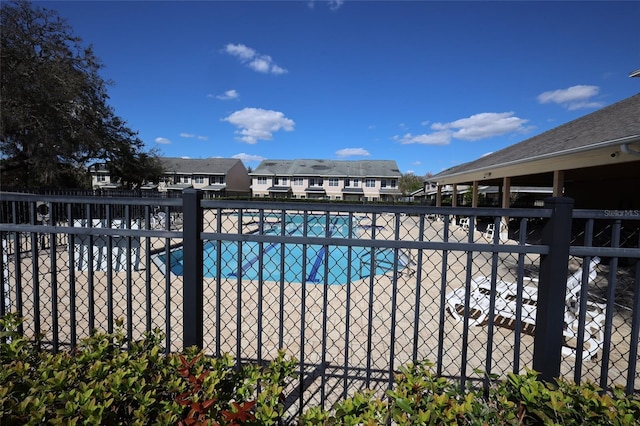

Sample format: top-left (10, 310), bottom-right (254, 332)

top-left (430, 93), bottom-right (640, 239)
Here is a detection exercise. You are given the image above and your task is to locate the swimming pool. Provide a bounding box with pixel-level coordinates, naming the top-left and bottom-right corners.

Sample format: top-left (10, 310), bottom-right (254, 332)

top-left (154, 214), bottom-right (409, 285)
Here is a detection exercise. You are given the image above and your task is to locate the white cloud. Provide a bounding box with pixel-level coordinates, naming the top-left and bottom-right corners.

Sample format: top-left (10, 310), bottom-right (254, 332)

top-left (308, 0), bottom-right (344, 10)
top-left (269, 64), bottom-right (287, 75)
top-left (328, 0), bottom-right (344, 11)
top-left (233, 153), bottom-right (266, 162)
top-left (537, 85), bottom-right (603, 110)
top-left (394, 132), bottom-right (452, 145)
top-left (155, 137), bottom-right (171, 144)
top-left (412, 161), bottom-right (421, 166)
top-left (396, 111), bottom-right (528, 145)
top-left (222, 107), bottom-right (295, 144)
top-left (224, 43), bottom-right (255, 61)
top-left (336, 148), bottom-right (371, 158)
top-left (180, 133), bottom-right (208, 141)
top-left (249, 57), bottom-right (271, 73)
top-left (216, 89), bottom-right (239, 100)
top-left (431, 112), bottom-right (528, 141)
top-left (223, 43), bottom-right (288, 75)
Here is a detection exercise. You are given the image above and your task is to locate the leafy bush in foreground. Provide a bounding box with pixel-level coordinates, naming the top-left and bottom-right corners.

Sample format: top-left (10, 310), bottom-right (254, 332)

top-left (299, 360), bottom-right (640, 425)
top-left (0, 314), bottom-right (297, 425)
top-left (2, 312), bottom-right (639, 425)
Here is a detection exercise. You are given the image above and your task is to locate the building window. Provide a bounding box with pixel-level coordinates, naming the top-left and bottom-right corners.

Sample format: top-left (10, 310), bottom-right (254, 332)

top-left (309, 178), bottom-right (323, 187)
top-left (365, 179), bottom-right (376, 188)
top-left (97, 175), bottom-right (106, 182)
top-left (280, 177), bottom-right (289, 186)
top-left (329, 178), bottom-right (339, 187)
top-left (257, 177), bottom-right (267, 185)
top-left (293, 178), bottom-right (303, 186)
top-left (353, 179), bottom-right (360, 187)
top-left (381, 179), bottom-right (387, 188)
top-left (194, 176), bottom-right (205, 184)
top-left (390, 179), bottom-right (397, 188)
top-left (180, 176), bottom-right (190, 184)
top-left (344, 179), bottom-right (350, 187)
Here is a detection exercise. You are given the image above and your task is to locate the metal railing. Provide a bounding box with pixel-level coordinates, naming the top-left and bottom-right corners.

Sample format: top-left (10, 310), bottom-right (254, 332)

top-left (1, 190), bottom-right (638, 420)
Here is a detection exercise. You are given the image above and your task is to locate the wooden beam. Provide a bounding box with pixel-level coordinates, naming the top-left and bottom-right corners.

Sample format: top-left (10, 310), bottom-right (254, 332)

top-left (501, 177), bottom-right (511, 241)
top-left (472, 181), bottom-right (479, 208)
top-left (553, 170), bottom-right (565, 196)
top-left (452, 184), bottom-right (458, 207)
top-left (502, 177), bottom-right (511, 208)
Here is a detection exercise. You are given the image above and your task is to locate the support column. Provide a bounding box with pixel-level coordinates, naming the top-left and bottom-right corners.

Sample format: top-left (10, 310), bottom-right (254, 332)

top-left (500, 177), bottom-right (511, 241)
top-left (472, 181), bottom-right (479, 208)
top-left (452, 184), bottom-right (458, 225)
top-left (436, 185), bottom-right (442, 208)
top-left (553, 170), bottom-right (565, 196)
top-left (452, 184), bottom-right (458, 207)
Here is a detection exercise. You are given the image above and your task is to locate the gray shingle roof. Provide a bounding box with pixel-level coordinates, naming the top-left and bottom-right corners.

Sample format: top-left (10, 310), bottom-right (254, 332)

top-left (434, 93), bottom-right (640, 178)
top-left (160, 157), bottom-right (243, 174)
top-left (251, 159), bottom-right (402, 177)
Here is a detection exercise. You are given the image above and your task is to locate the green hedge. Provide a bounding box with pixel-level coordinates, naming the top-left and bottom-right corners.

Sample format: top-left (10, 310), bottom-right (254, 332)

top-left (300, 360), bottom-right (640, 425)
top-left (0, 314), bottom-right (296, 425)
top-left (2, 314), bottom-right (639, 425)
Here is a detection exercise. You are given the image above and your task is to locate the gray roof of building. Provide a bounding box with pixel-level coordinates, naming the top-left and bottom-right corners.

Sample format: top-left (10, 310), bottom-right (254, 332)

top-left (434, 93), bottom-right (640, 179)
top-left (160, 157), bottom-right (243, 174)
top-left (251, 159), bottom-right (402, 177)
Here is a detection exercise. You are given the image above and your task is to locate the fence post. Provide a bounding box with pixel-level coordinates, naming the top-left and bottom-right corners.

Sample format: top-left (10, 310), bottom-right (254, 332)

top-left (533, 196), bottom-right (574, 381)
top-left (183, 189), bottom-right (204, 350)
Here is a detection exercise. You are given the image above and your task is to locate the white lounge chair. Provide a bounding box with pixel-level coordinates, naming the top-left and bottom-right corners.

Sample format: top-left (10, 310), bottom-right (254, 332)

top-left (484, 223), bottom-right (499, 240)
top-left (446, 257), bottom-right (605, 360)
top-left (151, 211), bottom-right (166, 229)
top-left (112, 219), bottom-right (141, 271)
top-left (71, 219), bottom-right (141, 272)
top-left (446, 276), bottom-right (498, 326)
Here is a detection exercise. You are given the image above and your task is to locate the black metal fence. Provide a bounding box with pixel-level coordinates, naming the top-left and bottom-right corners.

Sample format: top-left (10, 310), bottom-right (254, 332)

top-left (1, 190), bottom-right (638, 420)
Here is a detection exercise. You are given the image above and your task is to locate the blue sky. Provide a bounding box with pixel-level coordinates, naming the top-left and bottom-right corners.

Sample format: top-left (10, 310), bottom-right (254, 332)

top-left (36, 1), bottom-right (639, 176)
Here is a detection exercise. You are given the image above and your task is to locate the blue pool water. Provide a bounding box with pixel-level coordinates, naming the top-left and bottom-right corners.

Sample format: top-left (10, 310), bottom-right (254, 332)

top-left (155, 214), bottom-right (407, 285)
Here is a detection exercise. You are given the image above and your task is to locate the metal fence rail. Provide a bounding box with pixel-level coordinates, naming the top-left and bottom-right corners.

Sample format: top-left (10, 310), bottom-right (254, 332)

top-left (1, 190), bottom-right (638, 420)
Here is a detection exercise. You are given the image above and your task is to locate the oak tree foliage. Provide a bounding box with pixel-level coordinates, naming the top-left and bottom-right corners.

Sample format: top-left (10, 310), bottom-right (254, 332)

top-left (0, 0), bottom-right (163, 189)
top-left (399, 172), bottom-right (429, 195)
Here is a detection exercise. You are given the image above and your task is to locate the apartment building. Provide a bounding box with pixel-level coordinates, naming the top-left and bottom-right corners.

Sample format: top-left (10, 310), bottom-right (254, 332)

top-left (250, 159), bottom-right (402, 201)
top-left (90, 157), bottom-right (251, 197)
